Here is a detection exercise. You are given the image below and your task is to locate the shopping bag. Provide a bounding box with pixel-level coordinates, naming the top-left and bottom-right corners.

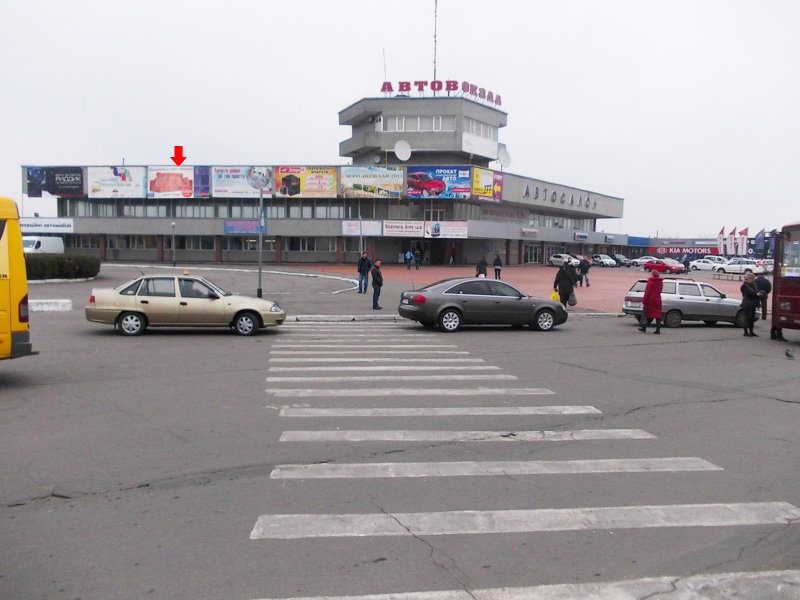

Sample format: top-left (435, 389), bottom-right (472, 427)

top-left (568, 291), bottom-right (577, 306)
top-left (549, 290), bottom-right (560, 302)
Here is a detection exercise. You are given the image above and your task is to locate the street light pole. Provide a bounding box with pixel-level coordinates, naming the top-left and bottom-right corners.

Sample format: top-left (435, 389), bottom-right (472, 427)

top-left (257, 189), bottom-right (264, 298)
top-left (170, 221), bottom-right (176, 266)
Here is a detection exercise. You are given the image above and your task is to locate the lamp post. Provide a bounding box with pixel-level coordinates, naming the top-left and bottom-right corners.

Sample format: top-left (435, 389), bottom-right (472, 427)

top-left (257, 189), bottom-right (265, 298)
top-left (170, 221), bottom-right (176, 266)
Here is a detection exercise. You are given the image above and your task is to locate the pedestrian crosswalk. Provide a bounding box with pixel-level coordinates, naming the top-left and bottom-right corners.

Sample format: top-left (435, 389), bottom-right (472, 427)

top-left (251, 321), bottom-right (799, 599)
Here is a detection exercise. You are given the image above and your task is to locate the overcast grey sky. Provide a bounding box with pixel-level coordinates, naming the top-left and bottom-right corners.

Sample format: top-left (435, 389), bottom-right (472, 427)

top-left (2, 0), bottom-right (797, 238)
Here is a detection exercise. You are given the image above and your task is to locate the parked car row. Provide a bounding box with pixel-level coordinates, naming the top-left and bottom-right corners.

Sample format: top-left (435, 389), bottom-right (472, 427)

top-left (547, 253), bottom-right (632, 267)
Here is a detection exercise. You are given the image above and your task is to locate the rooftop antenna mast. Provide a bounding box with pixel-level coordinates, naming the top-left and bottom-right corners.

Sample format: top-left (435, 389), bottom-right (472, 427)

top-left (383, 48), bottom-right (387, 82)
top-left (432, 0), bottom-right (438, 94)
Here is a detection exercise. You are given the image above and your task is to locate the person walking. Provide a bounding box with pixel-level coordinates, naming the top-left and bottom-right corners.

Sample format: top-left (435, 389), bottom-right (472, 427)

top-left (493, 254), bottom-right (503, 279)
top-left (639, 270), bottom-right (663, 333)
top-left (356, 250), bottom-right (372, 294)
top-left (476, 256), bottom-right (488, 278)
top-left (740, 272), bottom-right (762, 336)
top-left (565, 260), bottom-right (579, 289)
top-left (553, 264), bottom-right (575, 307)
top-left (370, 259), bottom-right (384, 310)
top-left (404, 249), bottom-right (413, 270)
top-left (414, 248), bottom-right (421, 270)
top-left (754, 274), bottom-right (771, 321)
top-left (578, 257), bottom-right (591, 287)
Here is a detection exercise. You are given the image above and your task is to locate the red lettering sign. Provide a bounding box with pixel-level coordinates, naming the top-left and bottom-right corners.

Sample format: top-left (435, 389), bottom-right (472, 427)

top-left (381, 80), bottom-right (502, 106)
top-left (430, 80), bottom-right (443, 91)
top-left (380, 82), bottom-right (394, 93)
top-left (413, 80), bottom-right (427, 91)
top-left (445, 80), bottom-right (458, 91)
top-left (399, 81), bottom-right (411, 92)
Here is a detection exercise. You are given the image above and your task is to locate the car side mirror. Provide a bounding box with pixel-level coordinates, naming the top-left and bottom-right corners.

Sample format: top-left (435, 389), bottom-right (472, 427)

top-left (208, 292), bottom-right (219, 300)
top-left (720, 293), bottom-right (726, 299)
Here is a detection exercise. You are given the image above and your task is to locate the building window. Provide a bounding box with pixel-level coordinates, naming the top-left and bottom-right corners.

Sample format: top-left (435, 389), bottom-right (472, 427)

top-left (286, 237), bottom-right (335, 251)
top-left (420, 115), bottom-right (433, 131)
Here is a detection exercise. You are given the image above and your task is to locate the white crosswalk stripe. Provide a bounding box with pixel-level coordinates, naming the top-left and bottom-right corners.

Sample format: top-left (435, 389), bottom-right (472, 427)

top-left (266, 387), bottom-right (554, 397)
top-left (266, 374), bottom-right (517, 383)
top-left (250, 501), bottom-right (800, 539)
top-left (278, 405), bottom-right (596, 416)
top-left (268, 365), bottom-right (499, 372)
top-left (269, 357), bottom-right (484, 363)
top-left (251, 570), bottom-right (800, 600)
top-left (279, 429), bottom-right (655, 442)
top-left (271, 457), bottom-right (722, 479)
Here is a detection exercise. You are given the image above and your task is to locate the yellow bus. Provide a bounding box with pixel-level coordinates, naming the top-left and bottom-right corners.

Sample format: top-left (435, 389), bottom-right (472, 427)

top-left (0, 196), bottom-right (35, 360)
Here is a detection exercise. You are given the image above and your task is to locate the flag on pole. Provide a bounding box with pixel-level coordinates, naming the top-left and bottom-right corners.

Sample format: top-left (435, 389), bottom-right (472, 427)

top-left (754, 229), bottom-right (766, 257)
top-left (726, 228), bottom-right (736, 256)
top-left (716, 227), bottom-right (725, 254)
top-left (737, 228), bottom-right (749, 256)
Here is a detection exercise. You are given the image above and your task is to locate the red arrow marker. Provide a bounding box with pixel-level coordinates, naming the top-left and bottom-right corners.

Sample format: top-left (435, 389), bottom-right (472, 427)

top-left (171, 145), bottom-right (187, 166)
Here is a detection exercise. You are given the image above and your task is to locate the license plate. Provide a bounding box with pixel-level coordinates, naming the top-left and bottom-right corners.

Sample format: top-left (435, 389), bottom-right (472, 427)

top-left (627, 302), bottom-right (642, 308)
top-left (401, 298), bottom-right (411, 305)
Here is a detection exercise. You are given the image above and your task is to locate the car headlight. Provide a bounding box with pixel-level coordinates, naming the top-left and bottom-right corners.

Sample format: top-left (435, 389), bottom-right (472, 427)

top-left (270, 304), bottom-right (283, 313)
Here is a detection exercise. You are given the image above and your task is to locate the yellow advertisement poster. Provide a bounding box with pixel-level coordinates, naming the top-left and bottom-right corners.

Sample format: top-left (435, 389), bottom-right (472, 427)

top-left (275, 166), bottom-right (338, 198)
top-left (0, 226), bottom-right (9, 278)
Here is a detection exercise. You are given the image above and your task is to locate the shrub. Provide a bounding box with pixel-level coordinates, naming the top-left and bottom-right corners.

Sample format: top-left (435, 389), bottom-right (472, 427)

top-left (26, 254), bottom-right (101, 280)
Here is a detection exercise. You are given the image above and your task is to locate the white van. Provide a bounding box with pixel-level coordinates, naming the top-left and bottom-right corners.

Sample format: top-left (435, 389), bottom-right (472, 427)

top-left (22, 236), bottom-right (64, 254)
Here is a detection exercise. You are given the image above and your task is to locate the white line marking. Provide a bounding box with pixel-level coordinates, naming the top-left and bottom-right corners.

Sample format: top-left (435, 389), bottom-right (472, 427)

top-left (279, 406), bottom-right (598, 417)
top-left (270, 344), bottom-right (458, 349)
top-left (266, 387), bottom-right (554, 397)
top-left (269, 350), bottom-right (470, 355)
top-left (267, 374), bottom-right (517, 383)
top-left (269, 365), bottom-right (499, 372)
top-left (285, 333), bottom-right (430, 337)
top-left (250, 569), bottom-right (800, 600)
top-left (279, 429), bottom-right (655, 442)
top-left (270, 358), bottom-right (483, 363)
top-left (272, 457), bottom-right (722, 479)
top-left (250, 502), bottom-right (800, 539)
top-left (274, 339), bottom-right (441, 344)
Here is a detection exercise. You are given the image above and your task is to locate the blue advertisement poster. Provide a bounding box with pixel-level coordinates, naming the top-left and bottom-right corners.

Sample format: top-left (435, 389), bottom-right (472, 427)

top-left (406, 166), bottom-right (471, 199)
top-left (193, 166), bottom-right (210, 197)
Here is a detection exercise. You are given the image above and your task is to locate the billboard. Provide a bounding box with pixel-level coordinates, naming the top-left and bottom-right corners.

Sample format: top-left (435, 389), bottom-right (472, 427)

top-left (275, 166), bottom-right (337, 198)
top-left (224, 219), bottom-right (265, 234)
top-left (471, 167), bottom-right (503, 202)
top-left (383, 220), bottom-right (424, 237)
top-left (424, 221), bottom-right (468, 239)
top-left (212, 166), bottom-right (273, 198)
top-left (25, 166), bottom-right (85, 198)
top-left (88, 166), bottom-right (146, 198)
top-left (147, 166), bottom-right (194, 198)
top-left (406, 166), bottom-right (471, 199)
top-left (340, 166), bottom-right (403, 198)
top-left (341, 220), bottom-right (383, 236)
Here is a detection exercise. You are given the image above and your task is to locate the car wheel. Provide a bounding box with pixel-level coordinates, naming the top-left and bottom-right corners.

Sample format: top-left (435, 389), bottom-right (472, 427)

top-left (665, 268), bottom-right (672, 274)
top-left (703, 320), bottom-right (718, 326)
top-left (117, 311), bottom-right (147, 336)
top-left (664, 310), bottom-right (682, 328)
top-left (533, 308), bottom-right (556, 332)
top-left (717, 268), bottom-right (726, 274)
top-left (233, 310), bottom-right (260, 336)
top-left (734, 310), bottom-right (747, 328)
top-left (437, 309), bottom-right (462, 332)
top-left (691, 265), bottom-right (698, 271)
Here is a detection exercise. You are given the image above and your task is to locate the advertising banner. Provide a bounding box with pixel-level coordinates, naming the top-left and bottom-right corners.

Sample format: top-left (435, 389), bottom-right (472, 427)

top-left (211, 166), bottom-right (273, 198)
top-left (88, 166), bottom-right (146, 198)
top-left (193, 166), bottom-right (211, 197)
top-left (406, 166), bottom-right (471, 199)
top-left (25, 166), bottom-right (85, 198)
top-left (425, 221), bottom-right (468, 239)
top-left (341, 220), bottom-right (382, 236)
top-left (383, 220), bottom-right (424, 237)
top-left (471, 167), bottom-right (503, 202)
top-left (340, 166), bottom-right (403, 198)
top-left (19, 218), bottom-right (74, 234)
top-left (275, 166), bottom-right (337, 198)
top-left (224, 219), bottom-right (265, 234)
top-left (147, 166), bottom-right (194, 198)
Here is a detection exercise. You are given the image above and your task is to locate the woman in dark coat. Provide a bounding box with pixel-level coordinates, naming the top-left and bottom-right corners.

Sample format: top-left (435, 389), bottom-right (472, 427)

top-left (476, 256), bottom-right (488, 278)
top-left (740, 272), bottom-right (762, 337)
top-left (553, 265), bottom-right (575, 307)
top-left (639, 270), bottom-right (663, 333)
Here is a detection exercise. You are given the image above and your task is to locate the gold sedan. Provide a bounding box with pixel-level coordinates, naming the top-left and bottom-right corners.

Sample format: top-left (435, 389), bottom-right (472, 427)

top-left (85, 273), bottom-right (285, 336)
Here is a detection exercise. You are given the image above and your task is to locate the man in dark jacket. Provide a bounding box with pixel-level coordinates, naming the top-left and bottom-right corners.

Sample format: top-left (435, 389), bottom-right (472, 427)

top-left (753, 274), bottom-right (771, 321)
top-left (492, 254), bottom-right (503, 279)
top-left (370, 259), bottom-right (384, 310)
top-left (476, 256), bottom-right (488, 278)
top-left (553, 264), bottom-right (575, 307)
top-left (356, 251), bottom-right (372, 294)
top-left (578, 257), bottom-right (591, 287)
top-left (740, 272), bottom-right (763, 337)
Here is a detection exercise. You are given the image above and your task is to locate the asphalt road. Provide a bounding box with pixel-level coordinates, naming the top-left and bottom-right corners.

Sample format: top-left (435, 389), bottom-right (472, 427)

top-left (2, 266), bottom-right (799, 599)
